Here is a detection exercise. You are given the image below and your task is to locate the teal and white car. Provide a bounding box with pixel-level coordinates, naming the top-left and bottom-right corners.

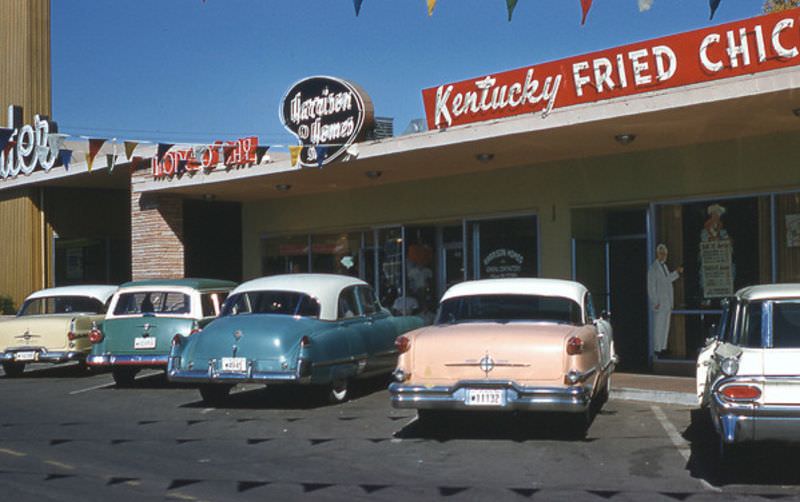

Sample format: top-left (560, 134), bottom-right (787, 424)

top-left (168, 274), bottom-right (424, 405)
top-left (87, 278), bottom-right (236, 386)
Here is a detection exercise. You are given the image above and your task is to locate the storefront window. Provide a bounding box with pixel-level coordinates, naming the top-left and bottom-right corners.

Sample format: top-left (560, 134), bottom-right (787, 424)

top-left (377, 227), bottom-right (404, 313)
top-left (467, 215), bottom-right (539, 279)
top-left (311, 232), bottom-right (361, 276)
top-left (776, 192), bottom-right (800, 282)
top-left (654, 196), bottom-right (771, 359)
top-left (262, 235), bottom-right (309, 275)
top-left (405, 226), bottom-right (436, 322)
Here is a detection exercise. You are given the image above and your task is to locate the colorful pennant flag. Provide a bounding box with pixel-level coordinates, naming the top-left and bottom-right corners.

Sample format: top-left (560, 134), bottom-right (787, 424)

top-left (157, 143), bottom-right (174, 163)
top-left (47, 133), bottom-right (67, 159)
top-left (106, 154), bottom-right (117, 173)
top-left (289, 145), bottom-right (302, 167)
top-left (353, 0), bottom-right (363, 16)
top-left (580, 0), bottom-right (593, 25)
top-left (124, 141), bottom-right (139, 161)
top-left (130, 156), bottom-right (145, 172)
top-left (59, 149), bottom-right (72, 170)
top-left (638, 0), bottom-right (654, 12)
top-left (709, 0), bottom-right (721, 20)
top-left (0, 128), bottom-right (14, 154)
top-left (506, 0), bottom-right (518, 21)
top-left (255, 145), bottom-right (270, 164)
top-left (315, 145), bottom-right (328, 168)
top-left (177, 159), bottom-right (188, 175)
top-left (427, 0), bottom-right (436, 16)
top-left (86, 138), bottom-right (106, 172)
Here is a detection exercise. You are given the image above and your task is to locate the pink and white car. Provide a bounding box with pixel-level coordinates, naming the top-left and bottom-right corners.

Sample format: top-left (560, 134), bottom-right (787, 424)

top-left (389, 278), bottom-right (616, 429)
top-left (697, 284), bottom-right (800, 454)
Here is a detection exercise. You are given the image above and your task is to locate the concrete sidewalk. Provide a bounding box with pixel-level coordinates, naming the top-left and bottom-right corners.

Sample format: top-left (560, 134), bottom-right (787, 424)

top-left (610, 371), bottom-right (697, 407)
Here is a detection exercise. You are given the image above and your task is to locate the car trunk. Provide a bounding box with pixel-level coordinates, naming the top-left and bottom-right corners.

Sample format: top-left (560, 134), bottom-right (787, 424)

top-left (761, 349), bottom-right (800, 405)
top-left (408, 322), bottom-right (581, 386)
top-left (0, 315), bottom-right (74, 351)
top-left (102, 316), bottom-right (191, 356)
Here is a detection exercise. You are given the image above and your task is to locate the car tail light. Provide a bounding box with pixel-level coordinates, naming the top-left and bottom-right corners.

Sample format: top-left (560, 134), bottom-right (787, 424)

top-left (67, 331), bottom-right (77, 341)
top-left (395, 335), bottom-right (411, 354)
top-left (300, 335), bottom-right (312, 348)
top-left (172, 334), bottom-right (183, 346)
top-left (721, 384), bottom-right (761, 401)
top-left (189, 321), bottom-right (200, 336)
top-left (88, 327), bottom-right (104, 344)
top-left (566, 336), bottom-right (584, 355)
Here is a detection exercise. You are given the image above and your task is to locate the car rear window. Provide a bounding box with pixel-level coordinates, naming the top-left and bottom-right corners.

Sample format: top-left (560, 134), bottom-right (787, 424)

top-left (771, 301), bottom-right (800, 348)
top-left (19, 296), bottom-right (106, 316)
top-left (113, 291), bottom-right (191, 316)
top-left (222, 291), bottom-right (320, 318)
top-left (436, 294), bottom-right (582, 325)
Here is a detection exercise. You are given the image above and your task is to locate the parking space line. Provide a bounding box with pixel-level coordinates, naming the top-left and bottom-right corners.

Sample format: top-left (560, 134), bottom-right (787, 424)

top-left (45, 460), bottom-right (75, 470)
top-left (69, 370), bottom-right (163, 395)
top-left (651, 405), bottom-right (721, 493)
top-left (0, 447), bottom-right (26, 457)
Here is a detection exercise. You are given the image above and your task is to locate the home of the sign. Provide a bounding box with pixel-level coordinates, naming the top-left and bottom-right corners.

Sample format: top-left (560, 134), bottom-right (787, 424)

top-left (152, 137), bottom-right (257, 179)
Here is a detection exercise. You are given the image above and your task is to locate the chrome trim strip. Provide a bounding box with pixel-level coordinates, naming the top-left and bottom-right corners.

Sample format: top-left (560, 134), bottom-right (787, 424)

top-left (0, 349), bottom-right (84, 363)
top-left (312, 355), bottom-right (367, 369)
top-left (86, 354), bottom-right (169, 367)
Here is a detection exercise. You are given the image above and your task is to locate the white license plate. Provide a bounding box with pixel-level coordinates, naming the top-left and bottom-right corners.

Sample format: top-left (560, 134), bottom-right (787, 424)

top-left (220, 357), bottom-right (247, 372)
top-left (14, 351), bottom-right (37, 362)
top-left (466, 388), bottom-right (505, 406)
top-left (134, 337), bottom-right (157, 350)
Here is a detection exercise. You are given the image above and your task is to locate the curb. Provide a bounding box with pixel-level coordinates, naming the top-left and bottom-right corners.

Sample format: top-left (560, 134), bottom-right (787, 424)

top-left (611, 387), bottom-right (697, 407)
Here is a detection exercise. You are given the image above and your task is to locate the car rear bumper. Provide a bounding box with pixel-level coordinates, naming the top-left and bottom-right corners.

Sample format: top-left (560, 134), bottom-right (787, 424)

top-left (167, 358), bottom-right (312, 385)
top-left (711, 383), bottom-right (800, 444)
top-left (86, 354), bottom-right (169, 367)
top-left (1, 348), bottom-right (84, 364)
top-left (388, 380), bottom-right (593, 413)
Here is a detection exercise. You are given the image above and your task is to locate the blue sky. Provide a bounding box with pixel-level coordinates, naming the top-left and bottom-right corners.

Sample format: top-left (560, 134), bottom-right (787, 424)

top-left (51, 0), bottom-right (765, 149)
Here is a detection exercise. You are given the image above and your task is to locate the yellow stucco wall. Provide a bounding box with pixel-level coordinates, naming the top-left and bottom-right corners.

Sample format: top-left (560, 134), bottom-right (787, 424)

top-left (242, 131), bottom-right (800, 281)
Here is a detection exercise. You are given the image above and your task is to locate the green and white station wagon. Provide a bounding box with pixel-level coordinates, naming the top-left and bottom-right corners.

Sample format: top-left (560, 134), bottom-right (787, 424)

top-left (87, 278), bottom-right (236, 386)
top-left (0, 285), bottom-right (117, 377)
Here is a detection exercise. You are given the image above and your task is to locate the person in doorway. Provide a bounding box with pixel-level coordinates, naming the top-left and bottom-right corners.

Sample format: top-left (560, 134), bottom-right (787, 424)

top-left (647, 243), bottom-right (683, 356)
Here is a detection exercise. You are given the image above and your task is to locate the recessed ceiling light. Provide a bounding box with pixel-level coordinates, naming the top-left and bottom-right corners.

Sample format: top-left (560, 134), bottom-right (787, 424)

top-left (275, 184), bottom-right (291, 192)
top-left (614, 134), bottom-right (636, 145)
top-left (475, 153), bottom-right (494, 163)
top-left (365, 170), bottom-right (382, 179)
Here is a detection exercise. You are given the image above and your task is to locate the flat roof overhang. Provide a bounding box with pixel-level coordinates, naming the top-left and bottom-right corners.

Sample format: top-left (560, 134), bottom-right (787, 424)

top-left (136, 66), bottom-right (800, 202)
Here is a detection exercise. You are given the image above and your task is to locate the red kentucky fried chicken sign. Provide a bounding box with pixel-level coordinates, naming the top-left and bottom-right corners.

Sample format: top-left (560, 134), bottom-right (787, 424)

top-left (422, 9), bottom-right (800, 130)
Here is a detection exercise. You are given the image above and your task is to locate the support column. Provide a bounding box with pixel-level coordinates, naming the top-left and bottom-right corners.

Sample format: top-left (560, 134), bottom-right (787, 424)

top-left (131, 171), bottom-right (185, 280)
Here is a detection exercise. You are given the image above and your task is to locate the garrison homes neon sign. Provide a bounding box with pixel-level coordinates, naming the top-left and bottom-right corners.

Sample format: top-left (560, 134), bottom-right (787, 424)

top-left (423, 9), bottom-right (800, 129)
top-left (0, 105), bottom-right (61, 180)
top-left (280, 76), bottom-right (374, 168)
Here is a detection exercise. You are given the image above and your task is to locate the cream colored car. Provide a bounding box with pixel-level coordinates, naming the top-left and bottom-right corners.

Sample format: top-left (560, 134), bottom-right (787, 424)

top-left (0, 285), bottom-right (117, 377)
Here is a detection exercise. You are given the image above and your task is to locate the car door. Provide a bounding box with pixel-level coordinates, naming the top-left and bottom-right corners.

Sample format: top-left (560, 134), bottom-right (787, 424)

top-left (334, 286), bottom-right (370, 377)
top-left (586, 292), bottom-right (613, 370)
top-left (356, 286), bottom-right (398, 374)
top-left (761, 300), bottom-right (800, 406)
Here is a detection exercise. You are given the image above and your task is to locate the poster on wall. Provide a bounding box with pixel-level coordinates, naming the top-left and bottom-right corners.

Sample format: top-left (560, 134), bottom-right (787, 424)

top-left (700, 240), bottom-right (733, 298)
top-left (483, 248), bottom-right (524, 278)
top-left (786, 214), bottom-right (800, 248)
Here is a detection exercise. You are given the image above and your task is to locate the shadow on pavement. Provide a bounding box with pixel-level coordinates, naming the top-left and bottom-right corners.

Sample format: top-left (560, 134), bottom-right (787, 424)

top-left (684, 407), bottom-right (800, 487)
top-left (395, 410), bottom-right (599, 442)
top-left (2, 362), bottom-right (94, 379)
top-left (180, 374), bottom-right (393, 410)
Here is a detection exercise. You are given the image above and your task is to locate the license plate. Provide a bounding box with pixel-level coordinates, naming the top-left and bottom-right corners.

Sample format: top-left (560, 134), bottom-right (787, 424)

top-left (221, 357), bottom-right (247, 372)
top-left (14, 351), bottom-right (37, 362)
top-left (466, 388), bottom-right (505, 406)
top-left (134, 337), bottom-right (157, 350)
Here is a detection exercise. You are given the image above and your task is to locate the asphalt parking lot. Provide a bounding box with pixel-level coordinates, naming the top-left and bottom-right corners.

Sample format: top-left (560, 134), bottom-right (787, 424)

top-left (1, 364), bottom-right (800, 501)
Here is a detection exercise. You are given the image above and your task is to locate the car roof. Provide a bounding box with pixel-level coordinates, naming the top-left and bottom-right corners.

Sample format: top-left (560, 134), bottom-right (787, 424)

top-left (231, 274), bottom-right (368, 321)
top-left (737, 284), bottom-right (800, 301)
top-left (26, 285), bottom-right (118, 303)
top-left (441, 278), bottom-right (588, 305)
top-left (118, 278), bottom-right (237, 291)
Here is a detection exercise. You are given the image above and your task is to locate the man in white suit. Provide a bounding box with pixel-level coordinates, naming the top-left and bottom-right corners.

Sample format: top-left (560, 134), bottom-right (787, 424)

top-left (648, 244), bottom-right (683, 356)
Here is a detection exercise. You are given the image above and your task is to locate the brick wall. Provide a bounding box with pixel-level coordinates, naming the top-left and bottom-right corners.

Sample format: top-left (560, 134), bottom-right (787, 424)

top-left (130, 169), bottom-right (184, 280)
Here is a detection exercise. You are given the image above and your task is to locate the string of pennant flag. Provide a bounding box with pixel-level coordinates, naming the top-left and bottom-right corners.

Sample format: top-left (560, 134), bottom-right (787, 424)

top-left (353, 0), bottom-right (726, 23)
top-left (0, 128), bottom-right (348, 174)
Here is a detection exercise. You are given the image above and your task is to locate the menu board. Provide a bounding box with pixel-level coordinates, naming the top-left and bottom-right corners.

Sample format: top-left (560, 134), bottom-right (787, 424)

top-left (700, 240), bottom-right (733, 298)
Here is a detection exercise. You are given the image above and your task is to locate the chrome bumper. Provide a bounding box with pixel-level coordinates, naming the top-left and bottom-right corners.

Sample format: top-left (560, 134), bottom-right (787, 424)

top-left (167, 358), bottom-right (312, 385)
top-left (1, 348), bottom-right (85, 364)
top-left (86, 354), bottom-right (169, 367)
top-left (389, 380), bottom-right (593, 413)
top-left (711, 380), bottom-right (800, 444)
